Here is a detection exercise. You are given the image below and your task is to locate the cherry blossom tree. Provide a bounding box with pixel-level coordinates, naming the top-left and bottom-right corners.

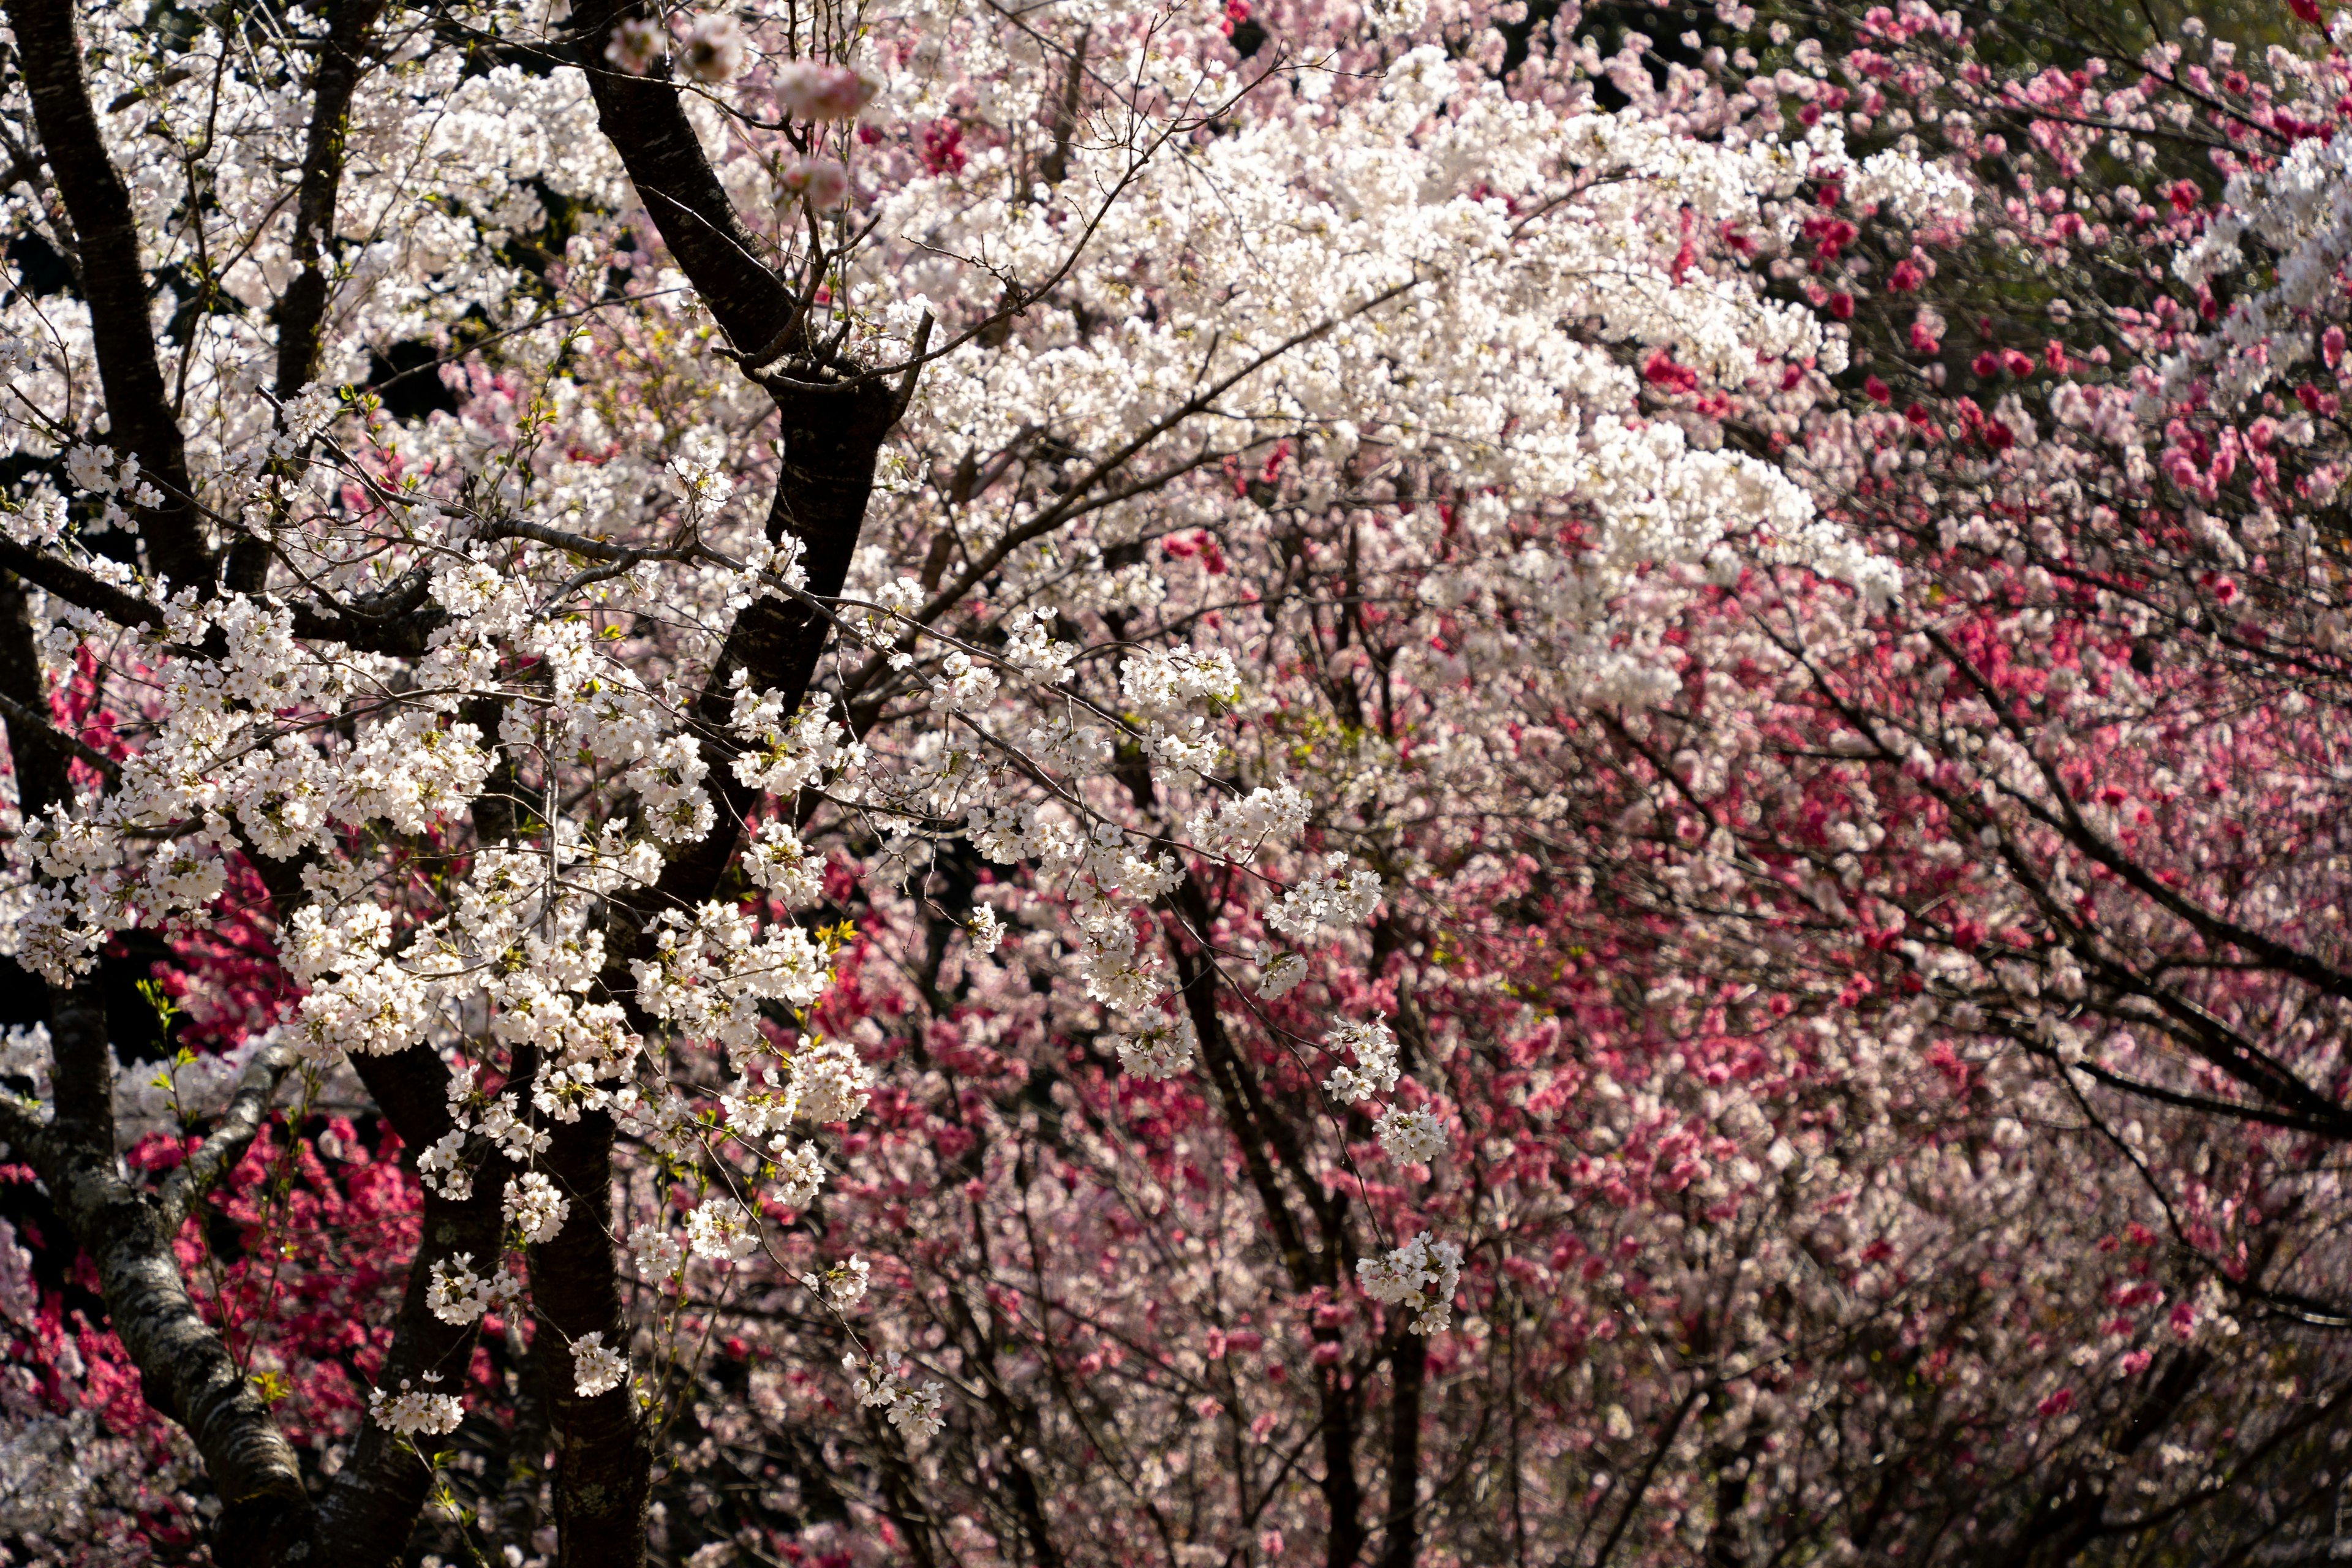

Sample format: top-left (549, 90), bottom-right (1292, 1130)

top-left (0, 0), bottom-right (1981, 1561)
top-left (12, 0), bottom-right (2352, 1561)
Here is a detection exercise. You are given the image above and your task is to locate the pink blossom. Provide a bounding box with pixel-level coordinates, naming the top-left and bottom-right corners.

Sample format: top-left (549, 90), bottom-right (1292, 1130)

top-left (775, 60), bottom-right (876, 122)
top-left (780, 154), bottom-right (851, 209)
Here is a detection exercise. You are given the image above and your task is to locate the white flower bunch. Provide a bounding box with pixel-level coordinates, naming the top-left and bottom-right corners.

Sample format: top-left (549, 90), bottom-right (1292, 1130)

top-left (426, 1253), bottom-right (518, 1326)
top-left (801, 1255), bottom-right (871, 1308)
top-left (1256, 949), bottom-right (1309, 1000)
top-left (1116, 1016), bottom-right (1199, 1081)
top-left (502, 1172), bottom-right (571, 1246)
top-left (629, 1227), bottom-right (685, 1283)
top-left (967, 905), bottom-right (1006, 954)
top-left (369, 1376), bottom-right (464, 1438)
top-left (1376, 1106), bottom-right (1449, 1168)
top-left (769, 1139), bottom-right (827, 1209)
top-left (849, 1351), bottom-right (946, 1440)
top-left (625, 734), bottom-right (715, 845)
top-left (1189, 785), bottom-right (1312, 861)
top-left (729, 686), bottom-right (863, 797)
top-left (791, 1039), bottom-right (871, 1125)
top-left (1357, 1231), bottom-right (1464, 1335)
top-left (1324, 1019), bottom-right (1401, 1106)
top-left (744, 819), bottom-right (826, 908)
top-left (571, 1332), bottom-right (628, 1398)
top-left (685, 1196), bottom-right (763, 1262)
top-left (1265, 854), bottom-right (1383, 944)
top-left (417, 1131), bottom-right (475, 1202)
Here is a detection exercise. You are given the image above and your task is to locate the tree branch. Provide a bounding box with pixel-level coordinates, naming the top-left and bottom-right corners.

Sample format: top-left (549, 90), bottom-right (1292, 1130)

top-left (1589, 1384), bottom-right (1705, 1568)
top-left (159, 1040), bottom-right (295, 1227)
top-left (227, 0), bottom-right (390, 594)
top-left (566, 0), bottom-right (795, 354)
top-left (24, 984), bottom-right (315, 1562)
top-left (551, 19), bottom-right (936, 1564)
top-left (295, 1047), bottom-right (511, 1562)
top-left (3, 0), bottom-right (212, 592)
top-left (0, 535), bottom-right (165, 632)
top-left (0, 569), bottom-right (77, 816)
top-left (314, 1180), bottom-right (507, 1565)
top-left (534, 1107), bottom-right (653, 1568)
top-left (1927, 626), bottom-right (2352, 1009)
top-left (1380, 1335), bottom-right (1424, 1568)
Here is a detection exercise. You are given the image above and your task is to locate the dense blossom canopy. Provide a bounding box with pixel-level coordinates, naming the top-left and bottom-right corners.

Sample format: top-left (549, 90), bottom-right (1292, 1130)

top-left (0, 0), bottom-right (2350, 1563)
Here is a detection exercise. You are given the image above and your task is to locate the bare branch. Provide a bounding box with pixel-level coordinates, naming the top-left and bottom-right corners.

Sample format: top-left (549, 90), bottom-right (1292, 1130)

top-left (159, 1041), bottom-right (296, 1227)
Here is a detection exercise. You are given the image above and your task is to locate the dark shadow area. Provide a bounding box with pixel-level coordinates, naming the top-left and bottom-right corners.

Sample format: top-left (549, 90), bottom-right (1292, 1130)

top-left (366, 340), bottom-right (462, 421)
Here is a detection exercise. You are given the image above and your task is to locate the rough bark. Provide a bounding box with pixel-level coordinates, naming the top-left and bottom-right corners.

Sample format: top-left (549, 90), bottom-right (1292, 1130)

top-left (0, 576), bottom-right (326, 1564)
top-left (272, 0), bottom-right (386, 402)
top-left (0, 990), bottom-right (317, 1564)
top-left (312, 1182), bottom-right (505, 1566)
top-left (1320, 1362), bottom-right (1368, 1568)
top-left (534, 1107), bottom-right (652, 1568)
top-left (497, 1319), bottom-right (555, 1548)
top-left (541, 15), bottom-right (790, 1560)
top-left (0, 570), bottom-right (72, 818)
top-left (647, 375), bottom-right (906, 927)
top-left (534, 13), bottom-right (927, 1564)
top-left (299, 1050), bottom-right (506, 1562)
top-left (1381, 1336), bottom-right (1424, 1568)
top-left (0, 535), bottom-right (162, 633)
top-left (575, 0), bottom-right (913, 935)
top-left (0, 974), bottom-right (521, 1568)
top-left (159, 1042), bottom-right (296, 1226)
